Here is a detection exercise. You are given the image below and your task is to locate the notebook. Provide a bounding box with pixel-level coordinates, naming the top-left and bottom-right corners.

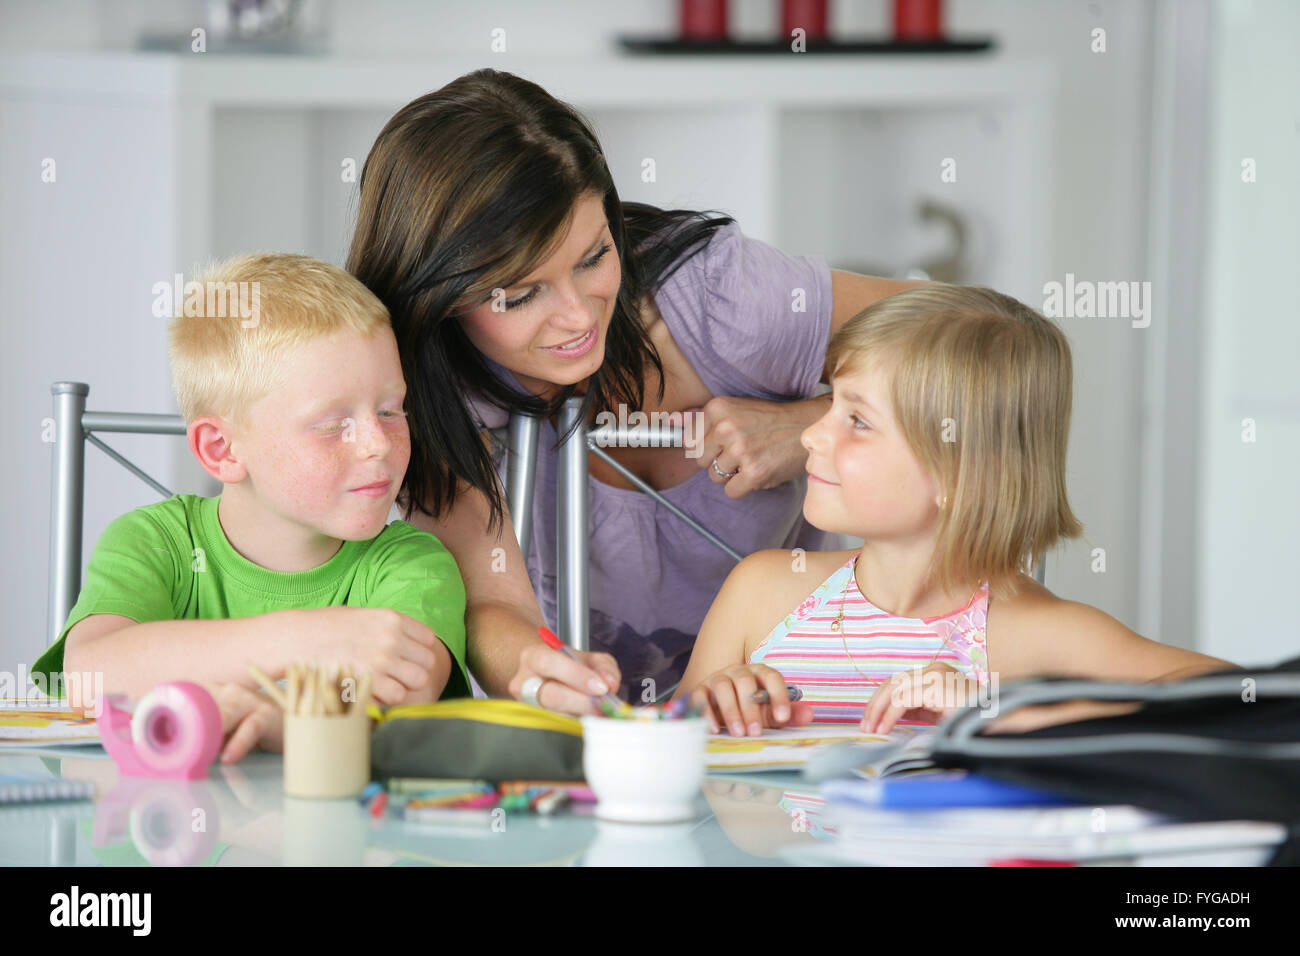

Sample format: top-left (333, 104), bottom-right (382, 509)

top-left (804, 779), bottom-right (1288, 865)
top-left (810, 804), bottom-right (1286, 866)
top-left (706, 723), bottom-right (937, 773)
top-left (0, 697), bottom-right (102, 749)
top-left (0, 772), bottom-right (95, 804)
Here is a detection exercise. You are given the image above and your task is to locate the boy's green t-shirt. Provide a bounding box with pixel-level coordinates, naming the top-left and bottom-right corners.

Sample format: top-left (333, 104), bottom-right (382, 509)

top-left (33, 494), bottom-right (470, 699)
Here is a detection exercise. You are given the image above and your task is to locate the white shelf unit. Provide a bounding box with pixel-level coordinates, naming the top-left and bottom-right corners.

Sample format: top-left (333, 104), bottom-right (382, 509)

top-left (2, 50), bottom-right (1056, 660)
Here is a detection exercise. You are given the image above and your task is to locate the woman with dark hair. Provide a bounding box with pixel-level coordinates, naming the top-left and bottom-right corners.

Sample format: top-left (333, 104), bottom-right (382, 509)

top-left (347, 68), bottom-right (923, 715)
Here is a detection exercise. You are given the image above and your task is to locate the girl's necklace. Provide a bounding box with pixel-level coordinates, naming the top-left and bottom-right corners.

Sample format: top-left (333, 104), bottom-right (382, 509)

top-left (830, 552), bottom-right (973, 682)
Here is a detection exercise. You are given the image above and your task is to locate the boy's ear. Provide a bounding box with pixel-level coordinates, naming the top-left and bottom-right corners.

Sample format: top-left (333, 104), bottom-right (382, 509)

top-left (188, 417), bottom-right (247, 484)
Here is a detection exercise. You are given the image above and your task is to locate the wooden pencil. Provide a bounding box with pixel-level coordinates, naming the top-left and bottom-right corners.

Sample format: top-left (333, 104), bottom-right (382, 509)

top-left (302, 664), bottom-right (316, 717)
top-left (323, 663), bottom-right (341, 716)
top-left (246, 663), bottom-right (289, 711)
top-left (357, 671), bottom-right (373, 712)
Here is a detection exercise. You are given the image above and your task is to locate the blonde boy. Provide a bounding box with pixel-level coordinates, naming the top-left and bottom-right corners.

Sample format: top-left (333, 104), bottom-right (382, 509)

top-left (33, 254), bottom-right (469, 760)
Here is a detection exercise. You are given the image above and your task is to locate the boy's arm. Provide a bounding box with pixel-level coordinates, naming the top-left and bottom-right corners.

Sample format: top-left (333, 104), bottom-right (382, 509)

top-left (363, 526), bottom-right (469, 700)
top-left (394, 638), bottom-right (452, 705)
top-left (63, 609), bottom-right (308, 704)
top-left (65, 605), bottom-right (449, 708)
top-left (40, 506), bottom-right (303, 704)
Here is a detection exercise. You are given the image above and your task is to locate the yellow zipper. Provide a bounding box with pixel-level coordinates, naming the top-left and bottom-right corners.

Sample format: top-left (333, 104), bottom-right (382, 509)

top-left (368, 699), bottom-right (582, 736)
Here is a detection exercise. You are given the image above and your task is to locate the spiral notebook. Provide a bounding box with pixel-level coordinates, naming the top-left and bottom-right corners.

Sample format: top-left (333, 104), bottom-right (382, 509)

top-left (0, 772), bottom-right (95, 804)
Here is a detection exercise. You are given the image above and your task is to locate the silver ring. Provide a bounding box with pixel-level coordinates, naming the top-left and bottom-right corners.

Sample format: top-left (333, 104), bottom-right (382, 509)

top-left (711, 457), bottom-right (739, 479)
top-left (521, 675), bottom-right (545, 708)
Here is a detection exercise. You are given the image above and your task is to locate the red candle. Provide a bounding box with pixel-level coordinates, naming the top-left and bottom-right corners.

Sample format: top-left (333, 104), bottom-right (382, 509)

top-left (894, 0), bottom-right (944, 41)
top-left (679, 0), bottom-right (728, 40)
top-left (781, 0), bottom-right (829, 41)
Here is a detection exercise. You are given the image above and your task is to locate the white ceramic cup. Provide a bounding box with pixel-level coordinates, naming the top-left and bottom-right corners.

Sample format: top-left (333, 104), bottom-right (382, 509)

top-left (580, 715), bottom-right (706, 823)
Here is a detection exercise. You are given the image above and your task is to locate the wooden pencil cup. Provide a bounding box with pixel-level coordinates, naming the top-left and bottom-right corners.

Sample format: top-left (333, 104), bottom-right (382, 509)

top-left (283, 708), bottom-right (371, 799)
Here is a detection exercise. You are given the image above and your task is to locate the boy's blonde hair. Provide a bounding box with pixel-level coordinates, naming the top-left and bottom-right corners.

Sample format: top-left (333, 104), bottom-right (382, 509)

top-left (825, 285), bottom-right (1083, 601)
top-left (167, 253), bottom-right (391, 428)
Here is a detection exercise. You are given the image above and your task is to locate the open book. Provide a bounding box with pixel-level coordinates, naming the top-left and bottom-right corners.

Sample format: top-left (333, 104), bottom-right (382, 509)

top-left (0, 697), bottom-right (102, 749)
top-left (706, 723), bottom-right (938, 775)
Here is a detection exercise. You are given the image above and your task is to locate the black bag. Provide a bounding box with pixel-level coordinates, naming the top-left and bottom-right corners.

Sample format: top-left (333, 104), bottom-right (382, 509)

top-left (927, 656), bottom-right (1300, 866)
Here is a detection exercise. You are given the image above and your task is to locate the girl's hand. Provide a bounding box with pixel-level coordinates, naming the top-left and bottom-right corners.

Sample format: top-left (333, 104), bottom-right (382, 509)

top-left (690, 395), bottom-right (828, 500)
top-left (984, 699), bottom-right (1143, 734)
top-left (689, 663), bottom-right (814, 736)
top-left (506, 643), bottom-right (622, 717)
top-left (203, 682), bottom-right (284, 764)
top-left (860, 662), bottom-right (978, 735)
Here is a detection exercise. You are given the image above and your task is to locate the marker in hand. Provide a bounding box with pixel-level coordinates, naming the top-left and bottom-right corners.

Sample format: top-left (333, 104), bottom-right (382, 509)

top-left (537, 626), bottom-right (628, 715)
top-left (751, 685), bottom-right (803, 704)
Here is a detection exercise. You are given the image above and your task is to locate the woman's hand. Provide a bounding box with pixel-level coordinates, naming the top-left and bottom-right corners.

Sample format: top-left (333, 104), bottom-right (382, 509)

top-left (689, 663), bottom-right (814, 736)
top-left (691, 395), bottom-right (830, 499)
top-left (203, 682), bottom-right (284, 763)
top-left (860, 662), bottom-right (979, 735)
top-left (506, 643), bottom-right (622, 716)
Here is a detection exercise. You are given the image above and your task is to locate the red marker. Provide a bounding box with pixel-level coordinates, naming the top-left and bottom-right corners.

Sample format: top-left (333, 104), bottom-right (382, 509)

top-left (537, 626), bottom-right (627, 715)
top-left (988, 858), bottom-right (1077, 867)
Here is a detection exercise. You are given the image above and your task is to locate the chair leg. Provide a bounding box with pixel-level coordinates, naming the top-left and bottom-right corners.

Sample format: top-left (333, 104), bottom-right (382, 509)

top-left (505, 413), bottom-right (540, 561)
top-left (48, 383), bottom-right (88, 650)
top-left (556, 397), bottom-right (589, 652)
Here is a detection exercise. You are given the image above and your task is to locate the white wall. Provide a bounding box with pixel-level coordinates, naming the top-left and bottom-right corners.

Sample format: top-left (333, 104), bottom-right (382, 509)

top-left (1198, 0), bottom-right (1300, 666)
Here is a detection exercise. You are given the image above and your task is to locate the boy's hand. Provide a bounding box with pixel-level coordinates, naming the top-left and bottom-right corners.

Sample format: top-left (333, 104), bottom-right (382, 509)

top-left (860, 662), bottom-right (977, 735)
top-left (204, 682), bottom-right (284, 763)
top-left (690, 663), bottom-right (814, 737)
top-left (287, 606), bottom-right (442, 706)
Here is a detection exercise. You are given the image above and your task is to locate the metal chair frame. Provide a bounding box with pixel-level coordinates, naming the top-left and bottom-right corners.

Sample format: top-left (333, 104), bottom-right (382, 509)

top-left (48, 386), bottom-right (1045, 653)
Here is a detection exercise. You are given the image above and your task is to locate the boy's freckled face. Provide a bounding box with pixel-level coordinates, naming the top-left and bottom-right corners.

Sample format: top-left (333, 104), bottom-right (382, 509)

top-left (230, 328), bottom-right (411, 541)
top-left (799, 363), bottom-right (940, 540)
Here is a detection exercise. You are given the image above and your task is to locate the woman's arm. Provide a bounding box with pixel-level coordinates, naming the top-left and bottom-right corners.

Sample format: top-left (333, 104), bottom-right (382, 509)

top-left (823, 270), bottom-right (931, 380)
top-left (693, 270), bottom-right (929, 498)
top-left (404, 476), bottom-right (621, 714)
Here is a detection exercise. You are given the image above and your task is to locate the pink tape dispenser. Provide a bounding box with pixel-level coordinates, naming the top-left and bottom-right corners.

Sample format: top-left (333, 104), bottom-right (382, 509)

top-left (100, 682), bottom-right (223, 779)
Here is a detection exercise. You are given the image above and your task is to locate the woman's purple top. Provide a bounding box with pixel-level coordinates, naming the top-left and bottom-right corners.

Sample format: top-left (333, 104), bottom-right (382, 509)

top-left (466, 222), bottom-right (835, 699)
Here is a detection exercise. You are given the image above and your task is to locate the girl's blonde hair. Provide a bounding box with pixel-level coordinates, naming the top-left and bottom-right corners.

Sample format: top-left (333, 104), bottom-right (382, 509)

top-left (168, 253), bottom-right (391, 428)
top-left (825, 285), bottom-right (1083, 601)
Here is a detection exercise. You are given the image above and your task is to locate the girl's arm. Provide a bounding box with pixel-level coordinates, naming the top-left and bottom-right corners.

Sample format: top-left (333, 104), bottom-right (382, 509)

top-left (674, 553), bottom-right (760, 697)
top-left (674, 550), bottom-right (814, 736)
top-left (992, 595), bottom-right (1237, 684)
